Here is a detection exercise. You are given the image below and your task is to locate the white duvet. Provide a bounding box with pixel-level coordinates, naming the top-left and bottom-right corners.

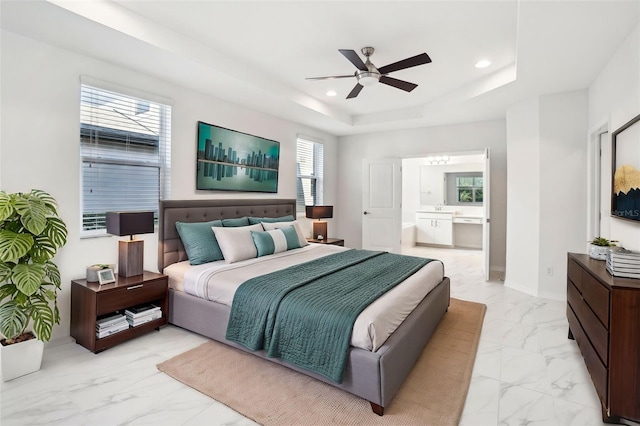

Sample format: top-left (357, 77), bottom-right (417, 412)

top-left (164, 244), bottom-right (444, 351)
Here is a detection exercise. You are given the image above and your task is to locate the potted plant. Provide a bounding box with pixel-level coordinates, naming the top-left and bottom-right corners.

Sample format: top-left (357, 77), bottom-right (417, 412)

top-left (0, 190), bottom-right (67, 381)
top-left (589, 237), bottom-right (617, 260)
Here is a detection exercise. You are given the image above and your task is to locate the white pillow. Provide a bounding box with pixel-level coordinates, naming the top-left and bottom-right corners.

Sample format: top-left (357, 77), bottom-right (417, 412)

top-left (261, 220), bottom-right (309, 247)
top-left (212, 223), bottom-right (264, 263)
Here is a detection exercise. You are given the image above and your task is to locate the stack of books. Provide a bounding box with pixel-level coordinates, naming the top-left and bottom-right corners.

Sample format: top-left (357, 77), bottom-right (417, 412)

top-left (125, 304), bottom-right (162, 327)
top-left (606, 247), bottom-right (640, 279)
top-left (96, 313), bottom-right (129, 339)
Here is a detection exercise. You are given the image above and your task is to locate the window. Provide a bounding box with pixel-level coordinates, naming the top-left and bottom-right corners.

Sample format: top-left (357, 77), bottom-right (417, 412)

top-left (296, 137), bottom-right (324, 211)
top-left (80, 84), bottom-right (171, 234)
top-left (445, 172), bottom-right (483, 205)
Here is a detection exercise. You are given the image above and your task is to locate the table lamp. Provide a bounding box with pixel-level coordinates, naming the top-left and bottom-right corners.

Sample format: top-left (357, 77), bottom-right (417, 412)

top-left (106, 211), bottom-right (154, 277)
top-left (305, 206), bottom-right (333, 240)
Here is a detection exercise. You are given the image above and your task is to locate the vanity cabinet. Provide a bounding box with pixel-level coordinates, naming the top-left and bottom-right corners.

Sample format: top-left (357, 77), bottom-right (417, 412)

top-left (415, 212), bottom-right (453, 246)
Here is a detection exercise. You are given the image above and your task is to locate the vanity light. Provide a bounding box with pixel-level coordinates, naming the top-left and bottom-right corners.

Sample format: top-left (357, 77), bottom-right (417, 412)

top-left (426, 155), bottom-right (450, 165)
top-left (475, 60), bottom-right (491, 69)
top-left (326, 90), bottom-right (337, 97)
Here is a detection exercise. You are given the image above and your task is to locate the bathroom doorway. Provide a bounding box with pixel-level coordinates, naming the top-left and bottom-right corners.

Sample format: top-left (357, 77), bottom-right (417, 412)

top-left (401, 150), bottom-right (491, 279)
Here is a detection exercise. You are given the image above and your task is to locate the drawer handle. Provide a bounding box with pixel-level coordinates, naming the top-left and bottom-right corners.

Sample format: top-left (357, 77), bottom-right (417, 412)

top-left (127, 284), bottom-right (144, 290)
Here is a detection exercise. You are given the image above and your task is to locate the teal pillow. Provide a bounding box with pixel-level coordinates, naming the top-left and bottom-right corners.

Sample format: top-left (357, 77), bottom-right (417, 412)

top-left (175, 220), bottom-right (223, 265)
top-left (221, 216), bottom-right (250, 227)
top-left (248, 215), bottom-right (295, 225)
top-left (250, 226), bottom-right (301, 257)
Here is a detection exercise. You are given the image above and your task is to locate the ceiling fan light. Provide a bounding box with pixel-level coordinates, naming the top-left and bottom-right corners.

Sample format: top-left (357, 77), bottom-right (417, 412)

top-left (357, 71), bottom-right (380, 87)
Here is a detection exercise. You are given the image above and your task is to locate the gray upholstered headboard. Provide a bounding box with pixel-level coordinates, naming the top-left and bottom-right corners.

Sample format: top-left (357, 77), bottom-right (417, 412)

top-left (158, 199), bottom-right (297, 272)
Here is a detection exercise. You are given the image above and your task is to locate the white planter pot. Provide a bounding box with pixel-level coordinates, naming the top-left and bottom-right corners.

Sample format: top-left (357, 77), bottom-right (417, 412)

top-left (589, 244), bottom-right (610, 261)
top-left (0, 337), bottom-right (44, 381)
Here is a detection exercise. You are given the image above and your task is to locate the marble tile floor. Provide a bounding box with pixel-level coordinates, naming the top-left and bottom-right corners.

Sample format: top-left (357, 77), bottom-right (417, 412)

top-left (0, 246), bottom-right (619, 426)
top-left (403, 246), bottom-right (610, 426)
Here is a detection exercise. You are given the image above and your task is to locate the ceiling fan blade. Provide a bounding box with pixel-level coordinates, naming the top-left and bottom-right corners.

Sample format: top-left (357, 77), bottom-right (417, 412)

top-left (305, 75), bottom-right (354, 80)
top-left (339, 49), bottom-right (367, 71)
top-left (379, 75), bottom-right (418, 92)
top-left (346, 83), bottom-right (364, 99)
top-left (378, 53), bottom-right (432, 75)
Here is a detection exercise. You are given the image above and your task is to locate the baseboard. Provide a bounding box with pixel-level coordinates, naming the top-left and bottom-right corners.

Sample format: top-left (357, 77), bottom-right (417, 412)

top-left (503, 279), bottom-right (538, 297)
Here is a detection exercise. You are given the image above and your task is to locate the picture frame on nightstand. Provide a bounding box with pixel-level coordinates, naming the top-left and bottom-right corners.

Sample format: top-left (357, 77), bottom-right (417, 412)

top-left (97, 268), bottom-right (116, 285)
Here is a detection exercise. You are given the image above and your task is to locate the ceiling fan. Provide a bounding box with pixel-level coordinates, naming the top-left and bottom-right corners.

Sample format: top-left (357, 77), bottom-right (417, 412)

top-left (306, 47), bottom-right (432, 99)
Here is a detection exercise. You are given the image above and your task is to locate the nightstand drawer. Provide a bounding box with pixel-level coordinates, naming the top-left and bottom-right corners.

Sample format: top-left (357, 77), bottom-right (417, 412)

top-left (97, 280), bottom-right (167, 315)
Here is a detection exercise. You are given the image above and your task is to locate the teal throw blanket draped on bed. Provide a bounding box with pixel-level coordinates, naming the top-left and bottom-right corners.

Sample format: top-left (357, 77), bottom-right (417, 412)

top-left (225, 249), bottom-right (432, 383)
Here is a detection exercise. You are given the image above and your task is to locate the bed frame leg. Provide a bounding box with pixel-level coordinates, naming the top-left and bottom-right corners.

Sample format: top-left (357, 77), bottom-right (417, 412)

top-left (370, 402), bottom-right (384, 416)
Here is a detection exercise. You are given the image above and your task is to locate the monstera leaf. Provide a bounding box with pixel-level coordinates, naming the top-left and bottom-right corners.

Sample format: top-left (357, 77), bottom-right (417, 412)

top-left (30, 296), bottom-right (55, 342)
top-left (0, 192), bottom-right (13, 222)
top-left (44, 217), bottom-right (68, 249)
top-left (13, 195), bottom-right (48, 235)
top-left (0, 230), bottom-right (34, 263)
top-left (0, 301), bottom-right (29, 341)
top-left (12, 264), bottom-right (46, 297)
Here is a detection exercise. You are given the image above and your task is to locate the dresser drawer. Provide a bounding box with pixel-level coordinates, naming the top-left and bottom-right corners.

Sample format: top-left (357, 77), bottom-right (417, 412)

top-left (568, 305), bottom-right (608, 403)
top-left (97, 279), bottom-right (167, 315)
top-left (568, 281), bottom-right (609, 365)
top-left (582, 270), bottom-right (610, 328)
top-left (568, 258), bottom-right (583, 293)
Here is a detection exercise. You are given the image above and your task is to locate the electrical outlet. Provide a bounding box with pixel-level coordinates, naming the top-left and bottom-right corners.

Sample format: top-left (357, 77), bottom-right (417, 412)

top-left (545, 267), bottom-right (553, 276)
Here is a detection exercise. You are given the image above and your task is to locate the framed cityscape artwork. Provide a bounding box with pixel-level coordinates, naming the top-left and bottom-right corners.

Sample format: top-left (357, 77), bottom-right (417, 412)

top-left (196, 121), bottom-right (280, 193)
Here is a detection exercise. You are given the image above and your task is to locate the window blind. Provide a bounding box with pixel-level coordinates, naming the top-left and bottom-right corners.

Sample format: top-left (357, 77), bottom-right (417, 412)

top-left (80, 84), bottom-right (171, 233)
top-left (296, 137), bottom-right (324, 211)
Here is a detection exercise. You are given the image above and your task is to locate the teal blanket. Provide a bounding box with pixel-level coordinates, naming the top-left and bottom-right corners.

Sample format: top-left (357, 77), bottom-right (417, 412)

top-left (225, 249), bottom-right (432, 383)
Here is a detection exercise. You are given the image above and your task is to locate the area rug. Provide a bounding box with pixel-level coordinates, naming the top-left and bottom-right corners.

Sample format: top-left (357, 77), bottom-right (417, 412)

top-left (157, 298), bottom-right (486, 426)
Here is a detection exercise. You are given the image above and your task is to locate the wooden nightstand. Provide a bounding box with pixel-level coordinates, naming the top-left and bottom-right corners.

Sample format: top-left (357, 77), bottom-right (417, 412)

top-left (70, 271), bottom-right (169, 353)
top-left (307, 238), bottom-right (345, 246)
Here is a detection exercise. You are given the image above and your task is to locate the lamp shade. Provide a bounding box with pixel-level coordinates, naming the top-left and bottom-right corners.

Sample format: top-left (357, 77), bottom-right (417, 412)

top-left (105, 211), bottom-right (154, 236)
top-left (305, 206), bottom-right (333, 220)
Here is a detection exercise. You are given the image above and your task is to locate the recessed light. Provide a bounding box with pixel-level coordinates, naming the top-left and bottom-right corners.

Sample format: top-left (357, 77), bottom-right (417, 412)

top-left (326, 90), bottom-right (337, 97)
top-left (475, 60), bottom-right (491, 69)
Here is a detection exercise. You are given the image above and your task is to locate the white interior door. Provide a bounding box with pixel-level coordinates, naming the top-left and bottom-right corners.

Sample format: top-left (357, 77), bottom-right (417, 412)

top-left (483, 148), bottom-right (491, 281)
top-left (362, 158), bottom-right (402, 253)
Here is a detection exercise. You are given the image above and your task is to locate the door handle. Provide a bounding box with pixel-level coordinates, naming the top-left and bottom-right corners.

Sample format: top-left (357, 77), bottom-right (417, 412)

top-left (363, 211), bottom-right (370, 215)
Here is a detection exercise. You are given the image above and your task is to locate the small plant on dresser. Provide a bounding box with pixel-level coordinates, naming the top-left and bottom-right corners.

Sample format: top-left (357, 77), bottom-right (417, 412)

top-left (0, 190), bottom-right (67, 380)
top-left (588, 237), bottom-right (617, 260)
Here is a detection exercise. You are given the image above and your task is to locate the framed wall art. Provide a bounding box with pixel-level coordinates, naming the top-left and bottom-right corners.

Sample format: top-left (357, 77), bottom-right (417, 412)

top-left (196, 121), bottom-right (280, 193)
top-left (611, 113), bottom-right (640, 223)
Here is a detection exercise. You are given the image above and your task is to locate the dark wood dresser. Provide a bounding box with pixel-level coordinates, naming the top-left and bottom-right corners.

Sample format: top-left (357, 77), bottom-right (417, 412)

top-left (566, 253), bottom-right (640, 423)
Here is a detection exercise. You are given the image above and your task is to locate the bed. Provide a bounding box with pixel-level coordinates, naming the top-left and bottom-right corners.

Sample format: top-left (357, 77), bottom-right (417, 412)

top-left (158, 199), bottom-right (450, 416)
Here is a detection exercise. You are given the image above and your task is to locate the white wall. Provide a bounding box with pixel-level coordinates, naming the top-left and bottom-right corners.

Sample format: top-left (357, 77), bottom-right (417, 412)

top-left (0, 31), bottom-right (338, 342)
top-left (336, 119), bottom-right (507, 273)
top-left (588, 23), bottom-right (640, 252)
top-left (505, 91), bottom-right (588, 300)
top-left (538, 91), bottom-right (589, 299)
top-left (505, 98), bottom-right (542, 296)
